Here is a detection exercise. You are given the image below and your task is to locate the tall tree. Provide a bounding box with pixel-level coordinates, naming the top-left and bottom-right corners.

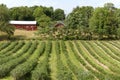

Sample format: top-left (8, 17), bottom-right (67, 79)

top-left (104, 3), bottom-right (115, 9)
top-left (115, 9), bottom-right (120, 39)
top-left (43, 6), bottom-right (54, 19)
top-left (33, 7), bottom-right (44, 18)
top-left (10, 6), bottom-right (34, 20)
top-left (9, 7), bottom-right (20, 20)
top-left (54, 9), bottom-right (65, 21)
top-left (33, 7), bottom-right (52, 27)
top-left (89, 4), bottom-right (117, 39)
top-left (66, 6), bottom-right (93, 29)
top-left (18, 6), bottom-right (34, 20)
top-left (37, 15), bottom-right (51, 28)
top-left (0, 4), bottom-right (10, 21)
top-left (0, 4), bottom-right (15, 37)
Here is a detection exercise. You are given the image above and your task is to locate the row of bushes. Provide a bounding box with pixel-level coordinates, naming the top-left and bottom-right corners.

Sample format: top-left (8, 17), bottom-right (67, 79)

top-left (0, 41), bottom-right (35, 77)
top-left (0, 41), bottom-right (18, 54)
top-left (0, 41), bottom-right (23, 57)
top-left (0, 41), bottom-right (30, 65)
top-left (35, 27), bottom-right (120, 40)
top-left (0, 42), bottom-right (10, 51)
top-left (31, 41), bottom-right (51, 80)
top-left (3, 41), bottom-right (25, 57)
top-left (86, 41), bottom-right (120, 79)
top-left (94, 42), bottom-right (120, 74)
top-left (73, 41), bottom-right (106, 80)
top-left (100, 42), bottom-right (120, 61)
top-left (73, 41), bottom-right (120, 80)
top-left (10, 41), bottom-right (45, 80)
top-left (81, 41), bottom-right (111, 74)
top-left (63, 41), bottom-right (95, 80)
top-left (56, 41), bottom-right (73, 80)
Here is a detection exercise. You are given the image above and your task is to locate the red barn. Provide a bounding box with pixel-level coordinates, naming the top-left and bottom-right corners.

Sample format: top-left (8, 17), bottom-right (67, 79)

top-left (9, 21), bottom-right (37, 31)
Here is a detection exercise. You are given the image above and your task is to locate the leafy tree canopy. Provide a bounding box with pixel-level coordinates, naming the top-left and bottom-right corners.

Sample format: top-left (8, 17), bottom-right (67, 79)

top-left (0, 4), bottom-right (15, 37)
top-left (54, 9), bottom-right (65, 21)
top-left (66, 6), bottom-right (93, 29)
top-left (89, 6), bottom-right (117, 39)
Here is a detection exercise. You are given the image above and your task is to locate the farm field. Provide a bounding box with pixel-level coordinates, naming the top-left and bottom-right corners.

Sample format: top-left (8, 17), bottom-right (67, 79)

top-left (0, 40), bottom-right (120, 80)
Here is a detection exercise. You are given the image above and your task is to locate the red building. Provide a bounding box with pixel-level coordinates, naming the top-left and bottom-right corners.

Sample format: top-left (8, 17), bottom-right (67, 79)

top-left (54, 21), bottom-right (65, 28)
top-left (9, 21), bottom-right (37, 31)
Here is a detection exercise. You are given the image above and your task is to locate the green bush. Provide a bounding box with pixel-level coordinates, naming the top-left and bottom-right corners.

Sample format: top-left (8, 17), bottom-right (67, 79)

top-left (31, 41), bottom-right (51, 80)
top-left (0, 41), bottom-right (35, 77)
top-left (11, 42), bottom-right (45, 80)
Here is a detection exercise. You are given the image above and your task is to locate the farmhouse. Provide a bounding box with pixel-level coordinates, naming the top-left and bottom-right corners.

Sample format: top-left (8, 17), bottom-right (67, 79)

top-left (9, 21), bottom-right (37, 31)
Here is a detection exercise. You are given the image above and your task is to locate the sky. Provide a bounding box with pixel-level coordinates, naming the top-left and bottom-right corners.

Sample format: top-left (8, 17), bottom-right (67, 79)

top-left (0, 0), bottom-right (120, 14)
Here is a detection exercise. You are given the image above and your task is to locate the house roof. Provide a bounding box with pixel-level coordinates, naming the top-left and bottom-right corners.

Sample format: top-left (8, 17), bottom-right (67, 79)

top-left (9, 21), bottom-right (37, 25)
top-left (54, 21), bottom-right (65, 27)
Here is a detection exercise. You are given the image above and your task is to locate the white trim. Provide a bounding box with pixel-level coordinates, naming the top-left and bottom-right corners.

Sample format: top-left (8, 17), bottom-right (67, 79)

top-left (9, 21), bottom-right (36, 25)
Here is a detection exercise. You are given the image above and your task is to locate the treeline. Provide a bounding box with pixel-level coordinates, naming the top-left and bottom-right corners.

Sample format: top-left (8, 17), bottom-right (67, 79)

top-left (9, 5), bottom-right (65, 27)
top-left (65, 3), bottom-right (120, 40)
top-left (1, 3), bottom-right (120, 40)
top-left (36, 3), bottom-right (120, 40)
top-left (0, 4), bottom-right (65, 37)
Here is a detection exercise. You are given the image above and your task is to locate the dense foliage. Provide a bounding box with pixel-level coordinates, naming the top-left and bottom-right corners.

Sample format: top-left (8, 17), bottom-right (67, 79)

top-left (89, 4), bottom-right (117, 39)
top-left (36, 3), bottom-right (120, 40)
top-left (65, 3), bottom-right (120, 40)
top-left (9, 6), bottom-right (65, 28)
top-left (1, 3), bottom-right (120, 40)
top-left (0, 4), bottom-right (15, 38)
top-left (0, 4), bottom-right (65, 39)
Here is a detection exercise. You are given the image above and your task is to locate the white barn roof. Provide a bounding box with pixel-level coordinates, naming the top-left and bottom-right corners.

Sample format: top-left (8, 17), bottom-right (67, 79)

top-left (9, 21), bottom-right (36, 25)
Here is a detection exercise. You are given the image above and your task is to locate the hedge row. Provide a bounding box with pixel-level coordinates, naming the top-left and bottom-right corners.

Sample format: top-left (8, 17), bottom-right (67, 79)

top-left (93, 42), bottom-right (120, 75)
top-left (31, 41), bottom-right (52, 80)
top-left (11, 41), bottom-right (45, 80)
top-left (66, 41), bottom-right (95, 80)
top-left (1, 41), bottom-right (25, 57)
top-left (0, 42), bottom-right (10, 51)
top-left (0, 41), bottom-right (18, 55)
top-left (86, 41), bottom-right (120, 79)
top-left (0, 41), bottom-right (35, 77)
top-left (0, 41), bottom-right (31, 65)
top-left (74, 41), bottom-right (105, 80)
top-left (57, 41), bottom-right (73, 80)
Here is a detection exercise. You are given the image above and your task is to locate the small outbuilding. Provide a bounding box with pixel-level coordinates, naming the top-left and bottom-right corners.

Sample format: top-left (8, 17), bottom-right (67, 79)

top-left (9, 21), bottom-right (37, 31)
top-left (54, 21), bottom-right (65, 28)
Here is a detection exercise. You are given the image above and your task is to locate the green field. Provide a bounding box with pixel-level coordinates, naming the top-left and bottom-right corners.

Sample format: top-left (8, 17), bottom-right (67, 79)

top-left (0, 40), bottom-right (120, 80)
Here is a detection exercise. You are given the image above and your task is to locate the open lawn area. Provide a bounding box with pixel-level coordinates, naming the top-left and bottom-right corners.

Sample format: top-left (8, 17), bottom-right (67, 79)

top-left (14, 29), bottom-right (37, 38)
top-left (0, 29), bottom-right (38, 41)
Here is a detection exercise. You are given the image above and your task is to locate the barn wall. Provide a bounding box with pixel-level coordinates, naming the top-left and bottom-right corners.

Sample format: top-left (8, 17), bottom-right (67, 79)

top-left (14, 24), bottom-right (37, 31)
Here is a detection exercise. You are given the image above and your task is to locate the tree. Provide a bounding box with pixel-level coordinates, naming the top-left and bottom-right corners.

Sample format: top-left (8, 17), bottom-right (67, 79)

top-left (115, 9), bottom-right (120, 39)
top-left (0, 4), bottom-right (15, 38)
top-left (54, 9), bottom-right (65, 21)
top-left (33, 6), bottom-right (54, 28)
top-left (0, 22), bottom-right (14, 36)
top-left (89, 7), bottom-right (107, 39)
top-left (104, 3), bottom-right (115, 9)
top-left (66, 6), bottom-right (93, 29)
top-left (10, 6), bottom-right (34, 20)
top-left (117, 28), bottom-right (120, 39)
top-left (0, 4), bottom-right (10, 21)
top-left (37, 15), bottom-right (51, 28)
top-left (33, 7), bottom-right (44, 18)
top-left (43, 7), bottom-right (54, 19)
top-left (18, 6), bottom-right (34, 20)
top-left (89, 4), bottom-right (117, 39)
